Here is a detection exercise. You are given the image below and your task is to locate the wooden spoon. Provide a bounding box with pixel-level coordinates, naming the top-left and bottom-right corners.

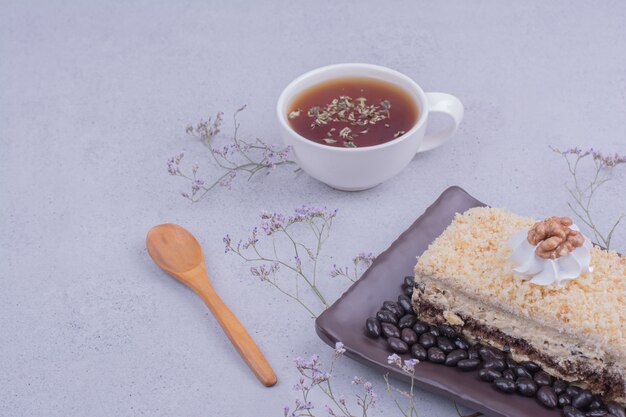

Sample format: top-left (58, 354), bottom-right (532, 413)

top-left (146, 223), bottom-right (277, 387)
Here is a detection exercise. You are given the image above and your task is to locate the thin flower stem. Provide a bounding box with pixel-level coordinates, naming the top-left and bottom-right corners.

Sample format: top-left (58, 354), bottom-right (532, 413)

top-left (319, 383), bottom-right (353, 416)
top-left (265, 279), bottom-right (317, 318)
top-left (385, 374), bottom-right (410, 417)
top-left (278, 226), bottom-right (329, 306)
top-left (554, 147), bottom-right (626, 250)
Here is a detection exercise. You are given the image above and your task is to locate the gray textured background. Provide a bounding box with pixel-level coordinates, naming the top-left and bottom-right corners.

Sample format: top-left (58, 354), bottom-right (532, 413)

top-left (1, 1), bottom-right (625, 416)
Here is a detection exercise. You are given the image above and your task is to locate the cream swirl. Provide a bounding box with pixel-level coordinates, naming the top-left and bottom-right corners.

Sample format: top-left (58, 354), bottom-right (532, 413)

top-left (508, 224), bottom-right (593, 286)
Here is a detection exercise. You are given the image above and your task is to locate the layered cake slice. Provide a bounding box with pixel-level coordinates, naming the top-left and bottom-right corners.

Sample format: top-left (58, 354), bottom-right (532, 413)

top-left (412, 207), bottom-right (625, 404)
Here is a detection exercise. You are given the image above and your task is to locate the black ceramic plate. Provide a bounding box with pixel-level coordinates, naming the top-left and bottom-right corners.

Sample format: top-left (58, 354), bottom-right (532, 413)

top-left (315, 186), bottom-right (561, 417)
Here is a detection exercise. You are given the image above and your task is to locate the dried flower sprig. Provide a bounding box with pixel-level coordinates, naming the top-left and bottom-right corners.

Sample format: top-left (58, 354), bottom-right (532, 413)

top-left (284, 342), bottom-right (377, 417)
top-left (384, 354), bottom-right (420, 417)
top-left (224, 206), bottom-right (339, 318)
top-left (551, 146), bottom-right (626, 249)
top-left (167, 106), bottom-right (297, 202)
top-left (330, 252), bottom-right (376, 283)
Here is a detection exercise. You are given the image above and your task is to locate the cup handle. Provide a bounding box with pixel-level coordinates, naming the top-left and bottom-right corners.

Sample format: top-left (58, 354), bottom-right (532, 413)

top-left (417, 92), bottom-right (464, 153)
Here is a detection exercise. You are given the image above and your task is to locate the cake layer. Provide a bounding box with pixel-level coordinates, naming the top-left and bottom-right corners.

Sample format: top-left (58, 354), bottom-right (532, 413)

top-left (412, 207), bottom-right (626, 404)
top-left (412, 277), bottom-right (625, 403)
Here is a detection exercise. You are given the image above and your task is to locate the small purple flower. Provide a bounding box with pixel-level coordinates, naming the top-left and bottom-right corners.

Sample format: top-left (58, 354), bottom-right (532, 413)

top-left (260, 211), bottom-right (286, 235)
top-left (353, 251), bottom-right (376, 267)
top-left (402, 358), bottom-right (419, 373)
top-left (249, 263), bottom-right (278, 282)
top-left (191, 179), bottom-right (205, 194)
top-left (334, 342), bottom-right (346, 356)
top-left (294, 357), bottom-right (307, 370)
top-left (242, 227), bottom-right (259, 250)
top-left (387, 353), bottom-right (402, 367)
top-left (305, 246), bottom-right (317, 261)
top-left (593, 150), bottom-right (626, 167)
top-left (311, 369), bottom-right (331, 385)
top-left (354, 379), bottom-right (377, 408)
top-left (218, 170), bottom-right (237, 189)
top-left (223, 234), bottom-right (232, 253)
top-left (167, 153), bottom-right (184, 175)
top-left (552, 145), bottom-right (626, 167)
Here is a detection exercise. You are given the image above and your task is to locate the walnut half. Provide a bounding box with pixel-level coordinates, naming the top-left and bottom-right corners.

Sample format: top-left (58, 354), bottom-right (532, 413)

top-left (527, 216), bottom-right (584, 259)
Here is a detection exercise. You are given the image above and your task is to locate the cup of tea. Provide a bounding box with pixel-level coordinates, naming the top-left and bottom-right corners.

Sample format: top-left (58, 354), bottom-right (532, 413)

top-left (276, 63), bottom-right (463, 190)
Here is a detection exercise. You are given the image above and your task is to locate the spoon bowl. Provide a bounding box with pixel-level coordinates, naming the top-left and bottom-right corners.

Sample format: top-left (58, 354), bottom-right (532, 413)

top-left (146, 224), bottom-right (204, 275)
top-left (146, 223), bottom-right (277, 387)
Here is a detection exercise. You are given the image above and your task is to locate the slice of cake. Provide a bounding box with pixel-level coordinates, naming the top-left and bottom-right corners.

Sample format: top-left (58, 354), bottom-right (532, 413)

top-left (412, 207), bottom-right (625, 404)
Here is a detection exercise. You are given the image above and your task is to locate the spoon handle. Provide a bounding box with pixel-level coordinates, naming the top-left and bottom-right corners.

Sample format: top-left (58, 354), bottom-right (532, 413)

top-left (193, 280), bottom-right (277, 387)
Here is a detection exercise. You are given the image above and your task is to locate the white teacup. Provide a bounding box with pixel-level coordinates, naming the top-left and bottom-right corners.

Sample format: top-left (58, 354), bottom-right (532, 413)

top-left (276, 63), bottom-right (464, 191)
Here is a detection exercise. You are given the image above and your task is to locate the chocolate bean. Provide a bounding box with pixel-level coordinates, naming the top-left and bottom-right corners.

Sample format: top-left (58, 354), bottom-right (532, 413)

top-left (566, 386), bottom-right (583, 397)
top-left (438, 325), bottom-right (457, 338)
top-left (383, 301), bottom-right (404, 318)
top-left (479, 368), bottom-right (501, 382)
top-left (479, 346), bottom-right (504, 362)
top-left (533, 370), bottom-right (553, 386)
top-left (412, 320), bottom-right (429, 335)
top-left (403, 285), bottom-right (414, 297)
top-left (572, 389), bottom-right (593, 410)
top-left (553, 379), bottom-right (568, 395)
top-left (502, 369), bottom-right (516, 381)
top-left (436, 336), bottom-right (455, 354)
top-left (493, 378), bottom-right (516, 393)
top-left (403, 275), bottom-right (414, 287)
top-left (454, 337), bottom-right (470, 350)
top-left (505, 357), bottom-right (518, 369)
top-left (588, 398), bottom-right (603, 410)
top-left (468, 345), bottom-right (481, 360)
top-left (365, 317), bottom-right (381, 338)
top-left (520, 360), bottom-right (541, 374)
top-left (563, 405), bottom-right (586, 417)
top-left (387, 337), bottom-right (409, 353)
top-left (607, 402), bottom-right (626, 417)
top-left (427, 326), bottom-right (440, 337)
top-left (381, 322), bottom-right (400, 339)
top-left (411, 343), bottom-right (427, 361)
top-left (457, 358), bottom-right (481, 371)
top-left (418, 333), bottom-right (436, 348)
top-left (482, 359), bottom-right (506, 372)
top-left (537, 386), bottom-right (558, 408)
top-left (513, 365), bottom-right (533, 380)
top-left (398, 314), bottom-right (417, 329)
top-left (516, 377), bottom-right (538, 397)
top-left (559, 394), bottom-right (573, 408)
top-left (401, 328), bottom-right (418, 345)
top-left (586, 410), bottom-right (609, 417)
top-left (427, 347), bottom-right (445, 363)
top-left (444, 349), bottom-right (468, 366)
top-left (376, 310), bottom-right (397, 324)
top-left (491, 347), bottom-right (505, 359)
top-left (397, 295), bottom-right (413, 314)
